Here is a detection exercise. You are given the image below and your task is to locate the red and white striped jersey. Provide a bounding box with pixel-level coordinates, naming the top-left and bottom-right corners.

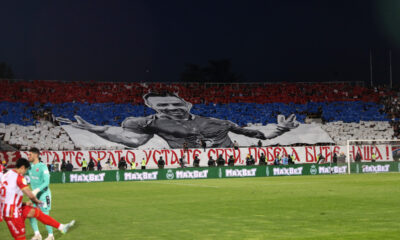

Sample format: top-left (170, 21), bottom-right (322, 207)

top-left (0, 165), bottom-right (2, 221)
top-left (0, 170), bottom-right (28, 218)
top-left (0, 164), bottom-right (5, 180)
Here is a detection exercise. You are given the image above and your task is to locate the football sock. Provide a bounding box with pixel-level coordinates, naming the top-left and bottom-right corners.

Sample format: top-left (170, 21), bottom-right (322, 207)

top-left (43, 210), bottom-right (54, 234)
top-left (29, 217), bottom-right (40, 234)
top-left (34, 208), bottom-right (61, 229)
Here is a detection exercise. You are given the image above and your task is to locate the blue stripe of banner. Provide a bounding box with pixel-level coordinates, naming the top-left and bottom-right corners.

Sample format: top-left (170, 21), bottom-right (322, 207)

top-left (0, 101), bottom-right (390, 126)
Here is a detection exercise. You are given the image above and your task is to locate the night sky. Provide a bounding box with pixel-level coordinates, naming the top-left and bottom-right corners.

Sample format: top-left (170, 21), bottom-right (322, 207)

top-left (1, 0), bottom-right (400, 84)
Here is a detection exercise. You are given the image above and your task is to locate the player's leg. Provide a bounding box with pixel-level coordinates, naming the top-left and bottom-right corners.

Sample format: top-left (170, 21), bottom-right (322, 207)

top-left (42, 210), bottom-right (54, 240)
top-left (29, 200), bottom-right (42, 240)
top-left (26, 206), bottom-right (42, 240)
top-left (29, 217), bottom-right (42, 240)
top-left (40, 193), bottom-right (54, 240)
top-left (4, 217), bottom-right (27, 240)
top-left (24, 205), bottom-right (75, 235)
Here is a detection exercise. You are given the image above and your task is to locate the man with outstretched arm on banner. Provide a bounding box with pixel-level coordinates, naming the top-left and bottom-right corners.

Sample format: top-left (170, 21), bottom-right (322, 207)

top-left (0, 158), bottom-right (75, 240)
top-left (27, 148), bottom-right (55, 240)
top-left (57, 92), bottom-right (299, 149)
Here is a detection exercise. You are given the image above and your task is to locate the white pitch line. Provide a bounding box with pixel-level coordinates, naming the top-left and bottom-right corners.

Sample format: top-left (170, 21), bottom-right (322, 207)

top-left (142, 181), bottom-right (220, 188)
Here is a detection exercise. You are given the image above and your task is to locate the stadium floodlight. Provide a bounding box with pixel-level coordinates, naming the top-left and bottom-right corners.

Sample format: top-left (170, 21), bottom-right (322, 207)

top-left (346, 139), bottom-right (400, 174)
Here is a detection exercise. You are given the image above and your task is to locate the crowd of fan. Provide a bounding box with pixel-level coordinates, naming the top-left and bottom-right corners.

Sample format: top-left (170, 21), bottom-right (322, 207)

top-left (0, 80), bottom-right (399, 150)
top-left (380, 87), bottom-right (400, 138)
top-left (49, 152), bottom-right (328, 172)
top-left (0, 80), bottom-right (385, 105)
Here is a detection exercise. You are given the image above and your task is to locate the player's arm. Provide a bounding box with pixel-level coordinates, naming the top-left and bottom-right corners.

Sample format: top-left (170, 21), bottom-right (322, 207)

top-left (57, 115), bottom-right (154, 148)
top-left (230, 114), bottom-right (300, 140)
top-left (262, 114), bottom-right (300, 139)
top-left (103, 117), bottom-right (154, 147)
top-left (22, 187), bottom-right (42, 205)
top-left (228, 122), bottom-right (267, 140)
top-left (22, 201), bottom-right (34, 207)
top-left (17, 175), bottom-right (41, 205)
top-left (97, 116), bottom-right (155, 147)
top-left (260, 126), bottom-right (290, 139)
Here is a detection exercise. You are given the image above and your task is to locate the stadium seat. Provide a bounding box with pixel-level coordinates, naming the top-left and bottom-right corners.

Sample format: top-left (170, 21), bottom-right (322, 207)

top-left (0, 80), bottom-right (398, 150)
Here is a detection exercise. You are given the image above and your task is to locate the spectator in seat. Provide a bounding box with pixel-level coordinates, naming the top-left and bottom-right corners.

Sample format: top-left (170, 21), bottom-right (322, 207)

top-left (179, 155), bottom-right (186, 168)
top-left (233, 140), bottom-right (239, 150)
top-left (217, 154), bottom-right (225, 167)
top-left (131, 160), bottom-right (136, 170)
top-left (201, 140), bottom-right (207, 152)
top-left (141, 158), bottom-right (146, 169)
top-left (66, 161), bottom-right (73, 171)
top-left (228, 155), bottom-right (235, 166)
top-left (193, 155), bottom-right (200, 168)
top-left (88, 158), bottom-right (95, 171)
top-left (183, 141), bottom-right (188, 152)
top-left (288, 154), bottom-right (295, 165)
top-left (118, 157), bottom-right (127, 170)
top-left (52, 160), bottom-right (57, 172)
top-left (332, 153), bottom-right (338, 164)
top-left (338, 152), bottom-right (346, 163)
top-left (246, 155), bottom-right (251, 165)
top-left (250, 155), bottom-right (255, 165)
top-left (97, 160), bottom-right (102, 171)
top-left (158, 156), bottom-right (165, 169)
top-left (282, 155), bottom-right (288, 165)
top-left (106, 158), bottom-right (112, 170)
top-left (317, 154), bottom-right (325, 164)
top-left (274, 155), bottom-right (280, 165)
top-left (82, 158), bottom-right (88, 171)
top-left (208, 156), bottom-right (216, 167)
top-left (259, 153), bottom-right (266, 165)
top-left (246, 155), bottom-right (251, 166)
top-left (60, 159), bottom-right (67, 172)
top-left (355, 152), bottom-right (362, 162)
top-left (257, 140), bottom-right (262, 148)
top-left (371, 152), bottom-right (377, 162)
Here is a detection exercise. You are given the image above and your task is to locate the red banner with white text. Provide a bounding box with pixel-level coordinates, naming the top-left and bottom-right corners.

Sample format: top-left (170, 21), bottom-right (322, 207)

top-left (0, 145), bottom-right (394, 169)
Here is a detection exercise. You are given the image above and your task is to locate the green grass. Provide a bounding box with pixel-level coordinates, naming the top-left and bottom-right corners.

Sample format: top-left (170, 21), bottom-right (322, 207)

top-left (1, 173), bottom-right (400, 240)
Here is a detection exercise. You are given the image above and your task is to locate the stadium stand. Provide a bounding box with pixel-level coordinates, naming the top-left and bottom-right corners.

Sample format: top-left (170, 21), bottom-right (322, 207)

top-left (0, 80), bottom-right (383, 104)
top-left (0, 80), bottom-right (398, 151)
top-left (1, 121), bottom-right (75, 151)
top-left (320, 121), bottom-right (395, 146)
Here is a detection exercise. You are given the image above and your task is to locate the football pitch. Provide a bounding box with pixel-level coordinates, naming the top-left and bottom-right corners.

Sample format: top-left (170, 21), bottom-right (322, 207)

top-left (1, 173), bottom-right (399, 240)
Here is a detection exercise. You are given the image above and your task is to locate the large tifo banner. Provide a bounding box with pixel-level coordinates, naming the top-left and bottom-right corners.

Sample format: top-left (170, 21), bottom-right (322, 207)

top-left (48, 162), bottom-right (400, 184)
top-left (57, 92), bottom-right (334, 149)
top-left (0, 145), bottom-right (395, 169)
top-left (62, 123), bottom-right (333, 150)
